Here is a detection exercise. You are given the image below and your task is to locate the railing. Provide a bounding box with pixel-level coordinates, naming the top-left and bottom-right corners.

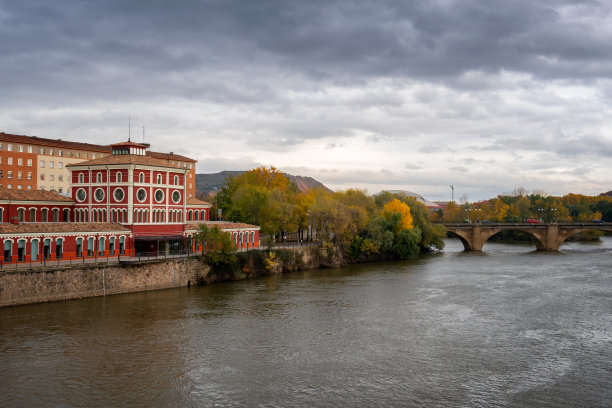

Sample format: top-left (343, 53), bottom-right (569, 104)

top-left (0, 239), bottom-right (322, 270)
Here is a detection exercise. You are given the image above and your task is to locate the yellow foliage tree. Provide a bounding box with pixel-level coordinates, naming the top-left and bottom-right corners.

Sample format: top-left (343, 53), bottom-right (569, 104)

top-left (381, 199), bottom-right (414, 230)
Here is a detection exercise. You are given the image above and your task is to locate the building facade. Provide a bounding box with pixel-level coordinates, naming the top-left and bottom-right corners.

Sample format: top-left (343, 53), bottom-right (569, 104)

top-left (0, 138), bottom-right (259, 265)
top-left (0, 132), bottom-right (197, 199)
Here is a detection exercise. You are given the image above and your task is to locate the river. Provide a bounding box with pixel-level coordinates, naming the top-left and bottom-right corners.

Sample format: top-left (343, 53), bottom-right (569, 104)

top-left (1, 238), bottom-right (611, 407)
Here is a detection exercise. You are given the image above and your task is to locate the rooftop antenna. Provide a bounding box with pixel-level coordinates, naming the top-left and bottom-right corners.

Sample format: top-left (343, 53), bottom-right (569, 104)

top-left (450, 185), bottom-right (455, 202)
top-left (142, 126), bottom-right (145, 143)
top-left (128, 116), bottom-right (131, 142)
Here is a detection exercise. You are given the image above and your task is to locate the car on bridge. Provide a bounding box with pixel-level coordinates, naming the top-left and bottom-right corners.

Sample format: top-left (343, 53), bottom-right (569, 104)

top-left (592, 219), bottom-right (604, 223)
top-left (527, 219), bottom-right (540, 223)
top-left (480, 220), bottom-right (494, 224)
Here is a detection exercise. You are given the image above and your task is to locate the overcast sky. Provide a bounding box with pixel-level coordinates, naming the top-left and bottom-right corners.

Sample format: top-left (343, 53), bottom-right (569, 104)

top-left (1, 0), bottom-right (611, 201)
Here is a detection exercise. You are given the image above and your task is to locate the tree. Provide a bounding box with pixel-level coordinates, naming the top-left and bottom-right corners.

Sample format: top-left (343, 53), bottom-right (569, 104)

top-left (196, 225), bottom-right (236, 266)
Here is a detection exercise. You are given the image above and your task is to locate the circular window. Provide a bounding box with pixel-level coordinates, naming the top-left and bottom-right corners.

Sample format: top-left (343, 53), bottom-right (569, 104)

top-left (172, 190), bottom-right (181, 203)
top-left (137, 188), bottom-right (147, 202)
top-left (94, 188), bottom-right (105, 202)
top-left (154, 189), bottom-right (164, 203)
top-left (113, 188), bottom-right (125, 202)
top-left (76, 188), bottom-right (86, 202)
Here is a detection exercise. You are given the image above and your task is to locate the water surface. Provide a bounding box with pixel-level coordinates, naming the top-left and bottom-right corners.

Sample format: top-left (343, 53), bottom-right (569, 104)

top-left (1, 238), bottom-right (610, 407)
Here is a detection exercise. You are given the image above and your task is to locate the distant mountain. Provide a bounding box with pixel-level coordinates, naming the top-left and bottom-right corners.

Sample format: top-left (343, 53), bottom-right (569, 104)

top-left (196, 171), bottom-right (331, 197)
top-left (601, 190), bottom-right (612, 197)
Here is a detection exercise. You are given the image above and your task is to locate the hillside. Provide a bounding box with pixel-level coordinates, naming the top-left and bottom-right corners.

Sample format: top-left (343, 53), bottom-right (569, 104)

top-left (196, 171), bottom-right (330, 197)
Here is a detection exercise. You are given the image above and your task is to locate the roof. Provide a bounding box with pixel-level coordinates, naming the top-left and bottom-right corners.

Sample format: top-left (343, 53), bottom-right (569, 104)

top-left (147, 151), bottom-right (196, 163)
top-left (186, 197), bottom-right (211, 206)
top-left (66, 154), bottom-right (188, 170)
top-left (0, 188), bottom-right (74, 202)
top-left (0, 132), bottom-right (112, 153)
top-left (1, 132), bottom-right (196, 163)
top-left (185, 221), bottom-right (260, 231)
top-left (0, 222), bottom-right (130, 234)
top-left (111, 141), bottom-right (148, 148)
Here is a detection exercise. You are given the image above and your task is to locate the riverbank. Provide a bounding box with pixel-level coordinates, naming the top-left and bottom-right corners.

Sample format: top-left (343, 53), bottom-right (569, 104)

top-left (0, 246), bottom-right (336, 308)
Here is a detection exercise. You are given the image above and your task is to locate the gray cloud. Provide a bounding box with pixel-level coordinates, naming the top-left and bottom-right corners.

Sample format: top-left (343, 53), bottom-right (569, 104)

top-left (1, 0), bottom-right (612, 199)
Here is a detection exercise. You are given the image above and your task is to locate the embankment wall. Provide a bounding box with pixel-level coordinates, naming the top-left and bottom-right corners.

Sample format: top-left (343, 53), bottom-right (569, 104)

top-left (0, 246), bottom-right (334, 308)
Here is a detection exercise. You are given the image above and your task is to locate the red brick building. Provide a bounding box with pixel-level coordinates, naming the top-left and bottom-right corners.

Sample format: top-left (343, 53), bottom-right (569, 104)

top-left (0, 139), bottom-right (260, 264)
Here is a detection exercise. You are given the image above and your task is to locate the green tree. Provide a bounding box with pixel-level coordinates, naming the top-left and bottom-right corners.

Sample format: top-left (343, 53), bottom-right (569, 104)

top-left (196, 224), bottom-right (237, 266)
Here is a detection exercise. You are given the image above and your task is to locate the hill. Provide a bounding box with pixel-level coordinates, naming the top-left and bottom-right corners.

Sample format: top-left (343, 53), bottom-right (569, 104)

top-left (196, 171), bottom-right (330, 197)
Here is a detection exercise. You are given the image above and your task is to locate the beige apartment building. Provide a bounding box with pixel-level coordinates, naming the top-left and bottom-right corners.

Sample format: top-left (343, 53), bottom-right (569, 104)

top-left (0, 132), bottom-right (197, 198)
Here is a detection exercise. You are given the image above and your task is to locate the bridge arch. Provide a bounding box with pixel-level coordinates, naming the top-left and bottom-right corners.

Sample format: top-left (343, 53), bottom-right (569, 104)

top-left (556, 226), bottom-right (612, 248)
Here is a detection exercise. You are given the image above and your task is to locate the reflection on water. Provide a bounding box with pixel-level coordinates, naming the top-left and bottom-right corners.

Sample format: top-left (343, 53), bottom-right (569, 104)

top-left (1, 238), bottom-right (611, 407)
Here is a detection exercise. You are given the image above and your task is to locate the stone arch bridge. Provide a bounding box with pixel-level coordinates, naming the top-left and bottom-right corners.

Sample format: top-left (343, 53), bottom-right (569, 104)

top-left (442, 222), bottom-right (612, 251)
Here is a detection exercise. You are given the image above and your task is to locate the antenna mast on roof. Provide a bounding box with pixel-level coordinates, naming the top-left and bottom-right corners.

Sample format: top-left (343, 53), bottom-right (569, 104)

top-left (142, 126), bottom-right (145, 143)
top-left (128, 116), bottom-right (131, 142)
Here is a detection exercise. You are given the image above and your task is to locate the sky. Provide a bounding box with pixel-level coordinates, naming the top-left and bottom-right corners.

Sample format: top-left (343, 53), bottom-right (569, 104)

top-left (1, 0), bottom-right (612, 201)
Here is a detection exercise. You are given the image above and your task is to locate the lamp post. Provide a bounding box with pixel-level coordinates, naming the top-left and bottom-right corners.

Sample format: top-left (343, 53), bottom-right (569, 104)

top-left (551, 208), bottom-right (558, 223)
top-left (538, 208), bottom-right (544, 222)
top-left (475, 207), bottom-right (481, 223)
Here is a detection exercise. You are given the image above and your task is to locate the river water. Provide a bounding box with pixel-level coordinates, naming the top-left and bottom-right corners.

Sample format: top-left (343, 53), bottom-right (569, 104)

top-left (1, 238), bottom-right (611, 407)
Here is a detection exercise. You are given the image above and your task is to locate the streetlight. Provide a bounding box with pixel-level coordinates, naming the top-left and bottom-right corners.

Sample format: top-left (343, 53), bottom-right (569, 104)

top-left (551, 208), bottom-right (558, 223)
top-left (475, 207), bottom-right (481, 223)
top-left (538, 208), bottom-right (544, 222)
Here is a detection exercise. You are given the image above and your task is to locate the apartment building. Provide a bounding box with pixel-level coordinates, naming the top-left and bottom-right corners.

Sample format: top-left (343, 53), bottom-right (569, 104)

top-left (0, 132), bottom-right (197, 198)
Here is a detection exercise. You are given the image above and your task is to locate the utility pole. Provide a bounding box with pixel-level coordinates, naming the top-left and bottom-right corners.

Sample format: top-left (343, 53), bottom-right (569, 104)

top-left (450, 185), bottom-right (455, 202)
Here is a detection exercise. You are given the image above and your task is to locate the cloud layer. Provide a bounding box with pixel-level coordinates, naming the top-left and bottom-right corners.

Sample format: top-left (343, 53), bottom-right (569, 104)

top-left (1, 0), bottom-right (611, 200)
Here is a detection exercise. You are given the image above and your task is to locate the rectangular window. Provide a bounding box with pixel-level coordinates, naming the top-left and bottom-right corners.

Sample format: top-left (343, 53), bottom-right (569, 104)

top-left (58, 175), bottom-right (63, 181)
top-left (27, 185), bottom-right (31, 190)
top-left (40, 174), bottom-right (45, 180)
top-left (58, 149), bottom-right (63, 156)
top-left (58, 187), bottom-right (63, 193)
top-left (7, 171), bottom-right (12, 179)
top-left (49, 161), bottom-right (54, 169)
top-left (7, 157), bottom-right (13, 165)
top-left (17, 158), bottom-right (23, 166)
top-left (27, 172), bottom-right (32, 180)
top-left (40, 187), bottom-right (44, 190)
top-left (50, 175), bottom-right (54, 181)
top-left (58, 162), bottom-right (63, 169)
top-left (17, 171), bottom-right (22, 179)
top-left (27, 159), bottom-right (32, 166)
top-left (27, 146), bottom-right (32, 153)
top-left (92, 153), bottom-right (96, 159)
top-left (7, 144), bottom-right (12, 151)
top-left (40, 160), bottom-right (45, 168)
top-left (50, 148), bottom-right (54, 155)
top-left (17, 185), bottom-right (22, 190)
top-left (18, 145), bottom-right (23, 152)
top-left (7, 184), bottom-right (11, 189)
top-left (40, 147), bottom-right (44, 154)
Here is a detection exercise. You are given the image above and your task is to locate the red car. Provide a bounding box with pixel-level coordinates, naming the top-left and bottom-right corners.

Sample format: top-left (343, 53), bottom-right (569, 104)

top-left (527, 219), bottom-right (540, 223)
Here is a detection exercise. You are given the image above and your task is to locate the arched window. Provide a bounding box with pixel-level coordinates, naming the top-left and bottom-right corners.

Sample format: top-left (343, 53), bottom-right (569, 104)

top-left (139, 173), bottom-right (145, 183)
top-left (63, 208), bottom-right (69, 222)
top-left (98, 237), bottom-right (105, 256)
top-left (144, 209), bottom-right (149, 223)
top-left (156, 174), bottom-right (162, 184)
top-left (3, 240), bottom-right (12, 262)
top-left (17, 208), bottom-right (25, 222)
top-left (201, 210), bottom-right (205, 220)
top-left (116, 172), bottom-right (122, 183)
top-left (56, 238), bottom-right (63, 259)
top-left (109, 237), bottom-right (116, 255)
top-left (75, 238), bottom-right (83, 257)
top-left (18, 239), bottom-right (26, 261)
top-left (119, 236), bottom-right (125, 255)
top-left (188, 210), bottom-right (192, 221)
top-left (52, 208), bottom-right (59, 222)
top-left (174, 175), bottom-right (179, 185)
top-left (97, 172), bottom-right (102, 183)
top-left (87, 237), bottom-right (94, 257)
top-left (29, 208), bottom-right (36, 222)
top-left (41, 208), bottom-right (48, 222)
top-left (78, 173), bottom-right (84, 183)
top-left (31, 239), bottom-right (39, 261)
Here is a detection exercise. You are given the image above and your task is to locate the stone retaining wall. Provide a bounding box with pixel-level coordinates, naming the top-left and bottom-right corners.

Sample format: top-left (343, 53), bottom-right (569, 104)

top-left (0, 258), bottom-right (210, 307)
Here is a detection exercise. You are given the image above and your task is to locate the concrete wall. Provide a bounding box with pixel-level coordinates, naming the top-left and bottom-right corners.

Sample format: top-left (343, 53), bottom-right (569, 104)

top-left (0, 258), bottom-right (210, 307)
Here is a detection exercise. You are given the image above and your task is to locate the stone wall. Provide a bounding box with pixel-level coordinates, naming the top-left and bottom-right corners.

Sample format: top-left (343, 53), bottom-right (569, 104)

top-left (0, 246), bottom-right (339, 308)
top-left (0, 258), bottom-right (210, 307)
